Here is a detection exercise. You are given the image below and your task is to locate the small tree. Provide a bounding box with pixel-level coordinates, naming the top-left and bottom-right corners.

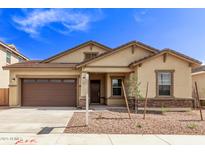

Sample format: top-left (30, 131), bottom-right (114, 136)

top-left (125, 72), bottom-right (148, 118)
top-left (126, 72), bottom-right (143, 100)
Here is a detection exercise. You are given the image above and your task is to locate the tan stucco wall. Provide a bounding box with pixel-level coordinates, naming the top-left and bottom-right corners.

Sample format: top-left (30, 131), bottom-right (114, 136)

top-left (137, 54), bottom-right (192, 98)
top-left (8, 68), bottom-right (81, 106)
top-left (51, 45), bottom-right (108, 63)
top-left (192, 73), bottom-right (205, 99)
top-left (0, 46), bottom-right (20, 88)
top-left (87, 46), bottom-right (152, 66)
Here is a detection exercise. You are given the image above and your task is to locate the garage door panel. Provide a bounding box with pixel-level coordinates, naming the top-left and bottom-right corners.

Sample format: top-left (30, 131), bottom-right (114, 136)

top-left (22, 79), bottom-right (76, 106)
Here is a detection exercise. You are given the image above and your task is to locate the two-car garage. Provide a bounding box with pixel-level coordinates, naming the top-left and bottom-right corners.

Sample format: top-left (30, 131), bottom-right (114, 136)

top-left (21, 79), bottom-right (77, 107)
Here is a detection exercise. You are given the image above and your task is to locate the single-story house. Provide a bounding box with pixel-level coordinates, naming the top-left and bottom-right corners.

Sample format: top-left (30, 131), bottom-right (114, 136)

top-left (192, 65), bottom-right (205, 105)
top-left (3, 40), bottom-right (202, 108)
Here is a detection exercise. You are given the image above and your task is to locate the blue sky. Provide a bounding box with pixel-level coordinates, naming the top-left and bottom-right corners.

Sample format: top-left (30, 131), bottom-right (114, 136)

top-left (0, 8), bottom-right (204, 63)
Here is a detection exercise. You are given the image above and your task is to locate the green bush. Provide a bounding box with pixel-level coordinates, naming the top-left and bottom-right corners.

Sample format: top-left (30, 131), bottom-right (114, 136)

top-left (187, 123), bottom-right (198, 129)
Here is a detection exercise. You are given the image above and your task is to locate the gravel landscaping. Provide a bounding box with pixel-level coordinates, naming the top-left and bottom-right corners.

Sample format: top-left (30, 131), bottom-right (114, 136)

top-left (64, 109), bottom-right (205, 134)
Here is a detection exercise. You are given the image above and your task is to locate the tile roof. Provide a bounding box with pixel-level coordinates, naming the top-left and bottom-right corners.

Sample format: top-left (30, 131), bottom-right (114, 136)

top-left (162, 48), bottom-right (202, 64)
top-left (129, 49), bottom-right (202, 67)
top-left (192, 65), bottom-right (205, 73)
top-left (3, 60), bottom-right (78, 69)
top-left (3, 40), bottom-right (201, 69)
top-left (113, 40), bottom-right (160, 53)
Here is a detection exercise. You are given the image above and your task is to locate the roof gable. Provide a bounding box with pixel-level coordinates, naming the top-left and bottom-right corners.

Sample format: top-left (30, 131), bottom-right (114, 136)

top-left (77, 41), bottom-right (159, 68)
top-left (129, 49), bottom-right (202, 67)
top-left (41, 40), bottom-right (112, 63)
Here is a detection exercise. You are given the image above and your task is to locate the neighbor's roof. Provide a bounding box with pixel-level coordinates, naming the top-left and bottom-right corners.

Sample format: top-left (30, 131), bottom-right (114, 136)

top-left (3, 60), bottom-right (77, 69)
top-left (76, 40), bottom-right (159, 68)
top-left (0, 40), bottom-right (29, 60)
top-left (41, 40), bottom-right (112, 63)
top-left (129, 48), bottom-right (202, 67)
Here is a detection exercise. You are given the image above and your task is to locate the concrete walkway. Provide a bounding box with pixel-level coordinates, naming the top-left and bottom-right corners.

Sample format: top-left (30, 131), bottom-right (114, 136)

top-left (0, 133), bottom-right (205, 145)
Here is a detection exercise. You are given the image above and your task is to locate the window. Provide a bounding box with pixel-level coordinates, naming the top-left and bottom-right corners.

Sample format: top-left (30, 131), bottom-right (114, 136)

top-left (157, 71), bottom-right (173, 96)
top-left (84, 52), bottom-right (98, 60)
top-left (112, 78), bottom-right (122, 96)
top-left (18, 57), bottom-right (24, 62)
top-left (6, 52), bottom-right (11, 64)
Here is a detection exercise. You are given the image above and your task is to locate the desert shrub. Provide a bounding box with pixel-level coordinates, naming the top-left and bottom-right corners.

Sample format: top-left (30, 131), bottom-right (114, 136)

top-left (136, 123), bottom-right (142, 128)
top-left (187, 123), bottom-right (198, 129)
top-left (161, 107), bottom-right (170, 115)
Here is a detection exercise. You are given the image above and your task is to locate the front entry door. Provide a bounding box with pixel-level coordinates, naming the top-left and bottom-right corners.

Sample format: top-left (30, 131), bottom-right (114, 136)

top-left (90, 80), bottom-right (100, 104)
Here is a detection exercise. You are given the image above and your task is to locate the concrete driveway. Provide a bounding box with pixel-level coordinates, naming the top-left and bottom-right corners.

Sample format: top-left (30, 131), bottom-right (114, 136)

top-left (0, 107), bottom-right (75, 134)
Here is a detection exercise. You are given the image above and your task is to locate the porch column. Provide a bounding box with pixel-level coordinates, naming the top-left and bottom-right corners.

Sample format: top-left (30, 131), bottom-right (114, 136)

top-left (79, 72), bottom-right (89, 108)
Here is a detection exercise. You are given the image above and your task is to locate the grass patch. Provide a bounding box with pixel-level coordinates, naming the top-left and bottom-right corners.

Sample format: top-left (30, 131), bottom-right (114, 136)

top-left (187, 123), bottom-right (198, 129)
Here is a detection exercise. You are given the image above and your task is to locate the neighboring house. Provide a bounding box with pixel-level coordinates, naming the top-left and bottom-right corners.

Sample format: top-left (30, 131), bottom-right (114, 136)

top-left (192, 65), bottom-right (205, 105)
top-left (0, 41), bottom-right (29, 105)
top-left (3, 40), bottom-right (201, 108)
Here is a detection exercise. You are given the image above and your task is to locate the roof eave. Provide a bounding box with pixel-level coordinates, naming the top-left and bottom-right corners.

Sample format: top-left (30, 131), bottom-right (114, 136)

top-left (192, 71), bottom-right (205, 76)
top-left (3, 66), bottom-right (76, 70)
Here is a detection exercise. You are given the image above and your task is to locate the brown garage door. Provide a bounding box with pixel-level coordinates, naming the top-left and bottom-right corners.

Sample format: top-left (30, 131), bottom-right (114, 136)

top-left (22, 79), bottom-right (76, 107)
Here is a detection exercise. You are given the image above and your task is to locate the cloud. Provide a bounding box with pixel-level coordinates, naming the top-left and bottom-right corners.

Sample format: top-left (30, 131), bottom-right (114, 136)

top-left (12, 9), bottom-right (102, 38)
top-left (134, 9), bottom-right (149, 23)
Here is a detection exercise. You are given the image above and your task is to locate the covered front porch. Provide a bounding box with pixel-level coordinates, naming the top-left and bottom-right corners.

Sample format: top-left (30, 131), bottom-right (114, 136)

top-left (78, 66), bottom-right (135, 107)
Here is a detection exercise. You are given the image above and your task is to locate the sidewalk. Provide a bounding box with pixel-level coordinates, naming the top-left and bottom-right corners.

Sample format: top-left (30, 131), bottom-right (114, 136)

top-left (0, 133), bottom-right (205, 145)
